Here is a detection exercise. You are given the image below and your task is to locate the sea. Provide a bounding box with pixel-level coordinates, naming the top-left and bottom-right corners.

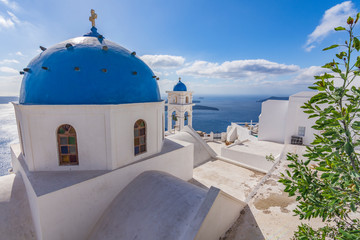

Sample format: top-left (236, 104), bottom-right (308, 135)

top-left (0, 95), bottom-right (269, 176)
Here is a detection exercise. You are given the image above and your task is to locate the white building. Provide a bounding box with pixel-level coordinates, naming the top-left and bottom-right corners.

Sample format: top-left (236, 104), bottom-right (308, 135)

top-left (258, 91), bottom-right (318, 145)
top-left (5, 11), bottom-right (243, 240)
top-left (166, 77), bottom-right (195, 132)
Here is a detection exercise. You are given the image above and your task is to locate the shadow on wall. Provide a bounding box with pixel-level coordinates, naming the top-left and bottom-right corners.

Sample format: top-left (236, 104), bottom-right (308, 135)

top-left (221, 205), bottom-right (265, 240)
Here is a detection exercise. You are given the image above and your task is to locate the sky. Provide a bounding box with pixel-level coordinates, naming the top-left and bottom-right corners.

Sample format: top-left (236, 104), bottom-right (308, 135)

top-left (0, 0), bottom-right (358, 97)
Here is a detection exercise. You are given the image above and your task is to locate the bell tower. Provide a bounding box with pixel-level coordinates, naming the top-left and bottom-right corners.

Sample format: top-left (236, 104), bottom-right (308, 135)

top-left (166, 77), bottom-right (194, 132)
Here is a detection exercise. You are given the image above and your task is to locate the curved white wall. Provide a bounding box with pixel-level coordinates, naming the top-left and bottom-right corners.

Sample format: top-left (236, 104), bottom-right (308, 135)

top-left (258, 92), bottom-right (318, 145)
top-left (258, 100), bottom-right (288, 143)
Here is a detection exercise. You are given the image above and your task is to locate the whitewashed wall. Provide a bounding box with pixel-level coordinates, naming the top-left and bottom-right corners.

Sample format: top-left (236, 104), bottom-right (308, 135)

top-left (258, 100), bottom-right (289, 143)
top-left (258, 92), bottom-right (318, 145)
top-left (13, 102), bottom-right (164, 171)
top-left (284, 92), bottom-right (317, 145)
top-left (221, 146), bottom-right (275, 173)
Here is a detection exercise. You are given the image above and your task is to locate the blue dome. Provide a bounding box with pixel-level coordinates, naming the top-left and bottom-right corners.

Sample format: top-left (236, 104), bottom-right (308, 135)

top-left (19, 27), bottom-right (161, 105)
top-left (173, 80), bottom-right (187, 91)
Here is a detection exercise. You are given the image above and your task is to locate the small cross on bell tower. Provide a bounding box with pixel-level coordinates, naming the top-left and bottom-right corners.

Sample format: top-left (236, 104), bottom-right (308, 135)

top-left (89, 9), bottom-right (97, 27)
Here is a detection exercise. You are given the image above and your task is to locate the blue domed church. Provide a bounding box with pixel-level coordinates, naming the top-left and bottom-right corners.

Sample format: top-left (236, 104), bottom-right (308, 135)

top-left (9, 10), bottom-right (244, 240)
top-left (16, 19), bottom-right (164, 171)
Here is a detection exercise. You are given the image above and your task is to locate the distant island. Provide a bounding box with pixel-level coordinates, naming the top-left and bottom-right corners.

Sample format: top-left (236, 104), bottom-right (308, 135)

top-left (193, 105), bottom-right (219, 111)
top-left (165, 104), bottom-right (219, 111)
top-left (193, 100), bottom-right (201, 103)
top-left (257, 96), bottom-right (289, 102)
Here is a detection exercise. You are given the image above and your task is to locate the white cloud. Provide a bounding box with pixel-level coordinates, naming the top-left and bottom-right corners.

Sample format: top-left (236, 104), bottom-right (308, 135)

top-left (0, 11), bottom-right (22, 29)
top-left (293, 66), bottom-right (328, 84)
top-left (0, 14), bottom-right (14, 28)
top-left (7, 11), bottom-right (19, 24)
top-left (0, 0), bottom-right (19, 11)
top-left (305, 1), bottom-right (357, 51)
top-left (0, 66), bottom-right (18, 73)
top-left (141, 55), bottom-right (185, 69)
top-left (177, 59), bottom-right (300, 79)
top-left (0, 59), bottom-right (19, 64)
top-left (0, 75), bottom-right (21, 96)
top-left (15, 51), bottom-right (23, 56)
top-left (157, 78), bottom-right (178, 95)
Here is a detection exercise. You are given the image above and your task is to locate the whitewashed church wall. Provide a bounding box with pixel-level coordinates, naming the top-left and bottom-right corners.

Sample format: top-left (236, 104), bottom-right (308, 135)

top-left (110, 101), bottom-right (164, 169)
top-left (23, 140), bottom-right (193, 240)
top-left (13, 101), bottom-right (165, 172)
top-left (14, 104), bottom-right (109, 171)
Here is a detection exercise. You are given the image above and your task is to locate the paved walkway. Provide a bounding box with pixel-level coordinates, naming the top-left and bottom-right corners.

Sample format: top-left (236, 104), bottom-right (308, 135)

top-left (196, 142), bottom-right (326, 240)
top-left (192, 159), bottom-right (265, 202)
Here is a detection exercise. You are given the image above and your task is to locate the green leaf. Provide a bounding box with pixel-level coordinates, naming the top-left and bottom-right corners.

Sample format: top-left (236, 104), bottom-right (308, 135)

top-left (303, 110), bottom-right (315, 114)
top-left (355, 56), bottom-right (360, 68)
top-left (354, 37), bottom-right (360, 51)
top-left (350, 202), bottom-right (356, 212)
top-left (332, 68), bottom-right (342, 73)
top-left (323, 44), bottom-right (339, 51)
top-left (344, 142), bottom-right (354, 156)
top-left (352, 121), bottom-right (360, 130)
top-left (316, 167), bottom-right (330, 171)
top-left (321, 173), bottom-right (330, 178)
top-left (334, 26), bottom-right (346, 31)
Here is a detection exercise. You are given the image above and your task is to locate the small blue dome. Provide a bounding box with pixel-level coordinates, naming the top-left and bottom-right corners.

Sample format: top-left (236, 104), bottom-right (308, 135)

top-left (173, 80), bottom-right (187, 91)
top-left (19, 27), bottom-right (161, 105)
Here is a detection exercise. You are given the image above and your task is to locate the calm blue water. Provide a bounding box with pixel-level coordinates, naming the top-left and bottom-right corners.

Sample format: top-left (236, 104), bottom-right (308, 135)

top-left (0, 97), bottom-right (18, 176)
top-left (191, 95), bottom-right (263, 133)
top-left (0, 95), bottom-right (266, 176)
top-left (165, 95), bottom-right (264, 133)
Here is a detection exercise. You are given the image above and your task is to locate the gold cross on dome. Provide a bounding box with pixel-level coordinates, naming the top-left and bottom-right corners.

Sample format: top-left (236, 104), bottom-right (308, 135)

top-left (89, 9), bottom-right (97, 27)
top-left (179, 77), bottom-right (181, 81)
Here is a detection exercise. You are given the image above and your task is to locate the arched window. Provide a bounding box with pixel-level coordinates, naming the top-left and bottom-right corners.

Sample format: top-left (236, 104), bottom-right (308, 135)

top-left (174, 96), bottom-right (177, 104)
top-left (134, 120), bottom-right (146, 155)
top-left (186, 96), bottom-right (189, 103)
top-left (57, 124), bottom-right (78, 165)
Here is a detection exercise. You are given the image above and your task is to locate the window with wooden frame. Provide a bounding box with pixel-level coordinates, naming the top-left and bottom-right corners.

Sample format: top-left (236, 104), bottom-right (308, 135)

top-left (134, 119), bottom-right (146, 155)
top-left (57, 124), bottom-right (79, 165)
